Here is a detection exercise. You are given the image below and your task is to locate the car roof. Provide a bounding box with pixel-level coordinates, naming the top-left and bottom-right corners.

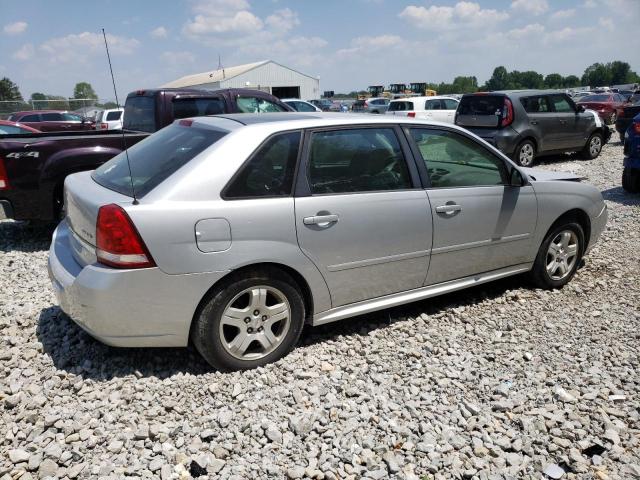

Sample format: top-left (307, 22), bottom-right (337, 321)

top-left (462, 90), bottom-right (568, 99)
top-left (389, 95), bottom-right (458, 101)
top-left (12, 110), bottom-right (69, 115)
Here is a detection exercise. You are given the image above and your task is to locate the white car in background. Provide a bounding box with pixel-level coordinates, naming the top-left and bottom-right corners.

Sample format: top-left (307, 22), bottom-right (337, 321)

top-left (386, 96), bottom-right (459, 123)
top-left (95, 108), bottom-right (124, 130)
top-left (281, 99), bottom-right (322, 112)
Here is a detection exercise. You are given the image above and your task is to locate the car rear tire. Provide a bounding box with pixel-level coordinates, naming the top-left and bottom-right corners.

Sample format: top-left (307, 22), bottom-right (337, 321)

top-left (513, 140), bottom-right (536, 167)
top-left (581, 132), bottom-right (603, 160)
top-left (622, 167), bottom-right (640, 193)
top-left (529, 222), bottom-right (584, 289)
top-left (608, 112), bottom-right (617, 125)
top-left (192, 268), bottom-right (305, 371)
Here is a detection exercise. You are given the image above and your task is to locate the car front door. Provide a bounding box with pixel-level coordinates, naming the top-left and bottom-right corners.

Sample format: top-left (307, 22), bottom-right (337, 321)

top-left (294, 126), bottom-right (433, 307)
top-left (406, 127), bottom-right (537, 285)
top-left (549, 94), bottom-right (588, 149)
top-left (442, 98), bottom-right (459, 124)
top-left (520, 95), bottom-right (557, 152)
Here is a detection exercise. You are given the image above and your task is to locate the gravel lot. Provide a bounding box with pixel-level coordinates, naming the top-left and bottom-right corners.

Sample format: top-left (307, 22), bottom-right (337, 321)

top-left (1, 139), bottom-right (638, 480)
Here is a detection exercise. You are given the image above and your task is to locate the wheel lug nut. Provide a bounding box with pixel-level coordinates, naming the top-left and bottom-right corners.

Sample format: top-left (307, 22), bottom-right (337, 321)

top-left (253, 310), bottom-right (260, 316)
top-left (244, 317), bottom-right (251, 324)
top-left (262, 315), bottom-right (267, 321)
top-left (258, 327), bottom-right (263, 332)
top-left (247, 327), bottom-right (253, 333)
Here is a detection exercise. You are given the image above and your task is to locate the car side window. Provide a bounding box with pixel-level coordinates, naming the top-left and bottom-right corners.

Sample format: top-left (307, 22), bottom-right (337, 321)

top-left (21, 114), bottom-right (40, 122)
top-left (236, 96), bottom-right (286, 113)
top-left (62, 113), bottom-right (82, 122)
top-left (443, 98), bottom-right (459, 110)
top-left (42, 113), bottom-right (63, 121)
top-left (225, 131), bottom-right (300, 198)
top-left (425, 100), bottom-right (441, 110)
top-left (549, 95), bottom-right (575, 113)
top-left (521, 96), bottom-right (551, 113)
top-left (307, 128), bottom-right (412, 194)
top-left (409, 128), bottom-right (508, 188)
top-left (294, 101), bottom-right (315, 112)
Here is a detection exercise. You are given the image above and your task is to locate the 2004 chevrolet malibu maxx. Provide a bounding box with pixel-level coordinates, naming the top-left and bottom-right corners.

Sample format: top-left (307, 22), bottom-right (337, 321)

top-left (49, 113), bottom-right (607, 370)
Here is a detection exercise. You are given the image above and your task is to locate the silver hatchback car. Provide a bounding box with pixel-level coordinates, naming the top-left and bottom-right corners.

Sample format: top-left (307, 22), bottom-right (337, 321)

top-left (49, 113), bottom-right (607, 370)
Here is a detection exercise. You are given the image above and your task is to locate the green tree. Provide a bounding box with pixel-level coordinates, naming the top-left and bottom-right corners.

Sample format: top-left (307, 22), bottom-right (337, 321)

top-left (73, 82), bottom-right (98, 100)
top-left (563, 75), bottom-right (581, 88)
top-left (30, 92), bottom-right (47, 101)
top-left (485, 66), bottom-right (510, 91)
top-left (609, 61), bottom-right (639, 84)
top-left (544, 73), bottom-right (564, 89)
top-left (0, 77), bottom-right (23, 101)
top-left (452, 76), bottom-right (479, 93)
top-left (581, 63), bottom-right (612, 87)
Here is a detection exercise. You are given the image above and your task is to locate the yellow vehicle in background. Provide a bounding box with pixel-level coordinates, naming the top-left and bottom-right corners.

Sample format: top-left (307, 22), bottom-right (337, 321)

top-left (410, 83), bottom-right (437, 96)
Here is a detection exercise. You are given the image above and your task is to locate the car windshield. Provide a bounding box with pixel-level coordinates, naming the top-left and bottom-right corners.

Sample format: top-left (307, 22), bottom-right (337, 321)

top-left (92, 123), bottom-right (227, 198)
top-left (580, 95), bottom-right (611, 102)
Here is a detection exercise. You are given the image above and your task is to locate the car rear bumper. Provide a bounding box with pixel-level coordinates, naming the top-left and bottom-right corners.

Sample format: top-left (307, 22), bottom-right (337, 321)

top-left (462, 127), bottom-right (520, 156)
top-left (48, 220), bottom-right (227, 347)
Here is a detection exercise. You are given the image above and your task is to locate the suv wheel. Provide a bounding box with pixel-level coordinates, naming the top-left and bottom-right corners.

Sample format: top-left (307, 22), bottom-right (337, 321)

top-left (581, 132), bottom-right (603, 160)
top-left (513, 140), bottom-right (536, 167)
top-left (192, 269), bottom-right (305, 371)
top-left (608, 112), bottom-right (617, 125)
top-left (530, 222), bottom-right (584, 289)
top-left (622, 167), bottom-right (640, 193)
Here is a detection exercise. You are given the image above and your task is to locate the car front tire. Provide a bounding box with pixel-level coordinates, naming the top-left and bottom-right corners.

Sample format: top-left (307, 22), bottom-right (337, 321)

top-left (530, 222), bottom-right (584, 289)
top-left (581, 132), bottom-right (603, 160)
top-left (622, 167), bottom-right (640, 193)
top-left (192, 268), bottom-right (306, 371)
top-left (513, 140), bottom-right (536, 167)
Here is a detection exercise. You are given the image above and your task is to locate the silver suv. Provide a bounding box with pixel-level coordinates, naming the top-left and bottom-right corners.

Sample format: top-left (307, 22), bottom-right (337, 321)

top-left (49, 113), bottom-right (607, 370)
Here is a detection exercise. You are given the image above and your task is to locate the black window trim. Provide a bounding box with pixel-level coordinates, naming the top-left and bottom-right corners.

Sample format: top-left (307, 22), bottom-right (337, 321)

top-left (294, 124), bottom-right (422, 198)
top-left (402, 124), bottom-right (513, 189)
top-left (221, 128), bottom-right (304, 201)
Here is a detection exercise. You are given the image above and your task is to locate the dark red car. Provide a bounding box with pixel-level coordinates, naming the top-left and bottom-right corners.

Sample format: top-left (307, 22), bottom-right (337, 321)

top-left (577, 93), bottom-right (628, 125)
top-left (0, 120), bottom-right (41, 134)
top-left (7, 110), bottom-right (94, 132)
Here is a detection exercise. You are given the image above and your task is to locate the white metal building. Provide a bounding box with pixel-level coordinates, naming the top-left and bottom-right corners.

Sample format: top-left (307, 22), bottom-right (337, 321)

top-left (162, 60), bottom-right (320, 100)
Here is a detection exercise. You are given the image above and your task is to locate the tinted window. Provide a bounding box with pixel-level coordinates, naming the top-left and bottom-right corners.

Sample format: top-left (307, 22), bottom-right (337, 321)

top-left (580, 94), bottom-right (611, 102)
top-left (42, 113), bottom-right (62, 121)
top-left (521, 96), bottom-right (552, 113)
top-left (549, 95), bottom-right (574, 113)
top-left (173, 97), bottom-right (225, 118)
top-left (409, 128), bottom-right (507, 188)
top-left (106, 111), bottom-right (122, 121)
top-left (225, 131), bottom-right (300, 198)
top-left (307, 128), bottom-right (412, 194)
top-left (388, 101), bottom-right (414, 111)
top-left (442, 98), bottom-right (459, 110)
top-left (236, 96), bottom-right (286, 113)
top-left (93, 123), bottom-right (227, 197)
top-left (62, 113), bottom-right (82, 122)
top-left (20, 114), bottom-right (40, 122)
top-left (0, 125), bottom-right (23, 134)
top-left (123, 95), bottom-right (156, 132)
top-left (425, 100), bottom-right (442, 110)
top-left (457, 95), bottom-right (504, 116)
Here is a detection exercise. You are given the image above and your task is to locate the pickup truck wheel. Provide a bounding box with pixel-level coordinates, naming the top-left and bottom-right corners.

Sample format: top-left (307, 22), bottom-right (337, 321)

top-left (530, 222), bottom-right (584, 289)
top-left (622, 167), bottom-right (640, 193)
top-left (192, 269), bottom-right (305, 371)
top-left (581, 132), bottom-right (603, 160)
top-left (513, 140), bottom-right (536, 167)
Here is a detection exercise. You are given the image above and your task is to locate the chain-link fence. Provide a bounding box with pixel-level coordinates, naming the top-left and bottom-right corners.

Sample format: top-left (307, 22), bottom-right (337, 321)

top-left (0, 99), bottom-right (116, 119)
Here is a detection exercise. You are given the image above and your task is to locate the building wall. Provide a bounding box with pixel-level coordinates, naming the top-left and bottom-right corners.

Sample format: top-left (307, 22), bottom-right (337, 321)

top-left (219, 62), bottom-right (320, 100)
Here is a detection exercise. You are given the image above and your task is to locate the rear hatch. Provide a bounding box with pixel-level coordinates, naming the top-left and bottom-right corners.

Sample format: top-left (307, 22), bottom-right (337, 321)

top-left (455, 94), bottom-right (506, 128)
top-left (65, 121), bottom-right (229, 264)
top-left (386, 100), bottom-right (415, 116)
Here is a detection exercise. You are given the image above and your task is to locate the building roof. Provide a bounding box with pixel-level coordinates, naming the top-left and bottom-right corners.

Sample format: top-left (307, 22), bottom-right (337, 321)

top-left (161, 60), bottom-right (317, 88)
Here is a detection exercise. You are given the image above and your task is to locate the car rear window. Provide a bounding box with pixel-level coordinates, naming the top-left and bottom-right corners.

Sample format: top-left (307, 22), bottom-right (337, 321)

top-left (106, 111), bottom-right (122, 121)
top-left (456, 95), bottom-right (506, 128)
top-left (388, 101), bottom-right (414, 111)
top-left (92, 123), bottom-right (228, 198)
top-left (123, 95), bottom-right (156, 132)
top-left (173, 97), bottom-right (226, 118)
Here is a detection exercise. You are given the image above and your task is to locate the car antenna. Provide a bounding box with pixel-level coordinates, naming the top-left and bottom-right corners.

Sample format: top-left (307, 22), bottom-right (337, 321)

top-left (102, 28), bottom-right (138, 205)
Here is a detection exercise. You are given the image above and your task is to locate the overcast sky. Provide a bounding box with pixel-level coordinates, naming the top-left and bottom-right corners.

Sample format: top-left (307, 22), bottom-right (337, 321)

top-left (1, 0), bottom-right (638, 100)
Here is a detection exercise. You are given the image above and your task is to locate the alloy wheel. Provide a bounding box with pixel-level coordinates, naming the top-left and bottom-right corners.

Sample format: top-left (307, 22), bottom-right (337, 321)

top-left (589, 135), bottom-right (602, 157)
top-left (546, 230), bottom-right (579, 281)
top-left (519, 143), bottom-right (534, 167)
top-left (219, 286), bottom-right (291, 361)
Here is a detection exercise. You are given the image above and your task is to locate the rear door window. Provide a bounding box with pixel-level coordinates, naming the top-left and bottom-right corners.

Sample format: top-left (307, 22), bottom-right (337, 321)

top-left (106, 111), bottom-right (122, 121)
top-left (442, 98), bottom-right (459, 110)
top-left (42, 113), bottom-right (63, 121)
top-left (388, 101), bottom-right (414, 112)
top-left (172, 97), bottom-right (226, 118)
top-left (123, 95), bottom-right (156, 132)
top-left (224, 131), bottom-right (300, 198)
top-left (521, 96), bottom-right (552, 113)
top-left (21, 114), bottom-right (40, 122)
top-left (425, 100), bottom-right (442, 110)
top-left (307, 128), bottom-right (412, 194)
top-left (93, 123), bottom-right (228, 197)
top-left (236, 96), bottom-right (287, 113)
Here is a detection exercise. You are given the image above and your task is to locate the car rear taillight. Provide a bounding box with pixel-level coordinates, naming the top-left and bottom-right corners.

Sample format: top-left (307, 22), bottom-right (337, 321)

top-left (501, 98), bottom-right (514, 127)
top-left (100, 123), bottom-right (108, 130)
top-left (96, 204), bottom-right (155, 269)
top-left (0, 157), bottom-right (9, 190)
top-left (408, 112), bottom-right (416, 118)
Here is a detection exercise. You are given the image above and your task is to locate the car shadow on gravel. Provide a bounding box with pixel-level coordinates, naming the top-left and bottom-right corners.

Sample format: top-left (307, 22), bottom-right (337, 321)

top-left (36, 306), bottom-right (211, 380)
top-left (0, 220), bottom-right (55, 253)
top-left (601, 186), bottom-right (640, 206)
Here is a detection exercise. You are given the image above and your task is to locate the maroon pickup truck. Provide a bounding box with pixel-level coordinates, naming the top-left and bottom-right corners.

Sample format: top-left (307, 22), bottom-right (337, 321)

top-left (0, 88), bottom-right (291, 222)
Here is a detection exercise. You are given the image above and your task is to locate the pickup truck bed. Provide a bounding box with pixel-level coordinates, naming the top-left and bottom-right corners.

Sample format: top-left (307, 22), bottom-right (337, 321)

top-left (1, 130), bottom-right (148, 221)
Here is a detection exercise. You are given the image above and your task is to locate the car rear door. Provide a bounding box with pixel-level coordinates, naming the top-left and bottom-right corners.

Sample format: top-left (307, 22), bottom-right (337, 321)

top-left (406, 126), bottom-right (537, 285)
top-left (442, 98), bottom-right (459, 124)
top-left (294, 125), bottom-right (432, 307)
top-left (520, 95), bottom-right (557, 152)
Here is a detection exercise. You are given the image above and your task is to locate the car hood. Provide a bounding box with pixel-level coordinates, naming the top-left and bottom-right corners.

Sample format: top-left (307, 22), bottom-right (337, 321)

top-left (521, 168), bottom-right (582, 182)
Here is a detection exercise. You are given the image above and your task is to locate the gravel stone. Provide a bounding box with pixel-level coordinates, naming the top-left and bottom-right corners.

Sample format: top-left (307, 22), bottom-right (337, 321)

top-left (0, 141), bottom-right (638, 478)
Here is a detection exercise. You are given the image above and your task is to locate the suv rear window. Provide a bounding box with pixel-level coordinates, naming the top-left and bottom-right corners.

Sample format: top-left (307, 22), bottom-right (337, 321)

top-left (456, 95), bottom-right (505, 128)
top-left (92, 123), bottom-right (227, 197)
top-left (123, 96), bottom-right (156, 132)
top-left (106, 111), bottom-right (122, 121)
top-left (388, 101), bottom-right (414, 111)
top-left (172, 97), bottom-right (226, 118)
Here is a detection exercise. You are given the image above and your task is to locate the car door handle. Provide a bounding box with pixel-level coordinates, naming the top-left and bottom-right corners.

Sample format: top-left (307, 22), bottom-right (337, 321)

top-left (435, 204), bottom-right (462, 214)
top-left (530, 120), bottom-right (538, 125)
top-left (559, 120), bottom-right (567, 124)
top-left (303, 214), bottom-right (339, 225)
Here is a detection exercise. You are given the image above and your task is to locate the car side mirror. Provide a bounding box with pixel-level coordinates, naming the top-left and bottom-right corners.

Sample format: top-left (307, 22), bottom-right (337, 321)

top-left (576, 105), bottom-right (585, 113)
top-left (509, 168), bottom-right (526, 187)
